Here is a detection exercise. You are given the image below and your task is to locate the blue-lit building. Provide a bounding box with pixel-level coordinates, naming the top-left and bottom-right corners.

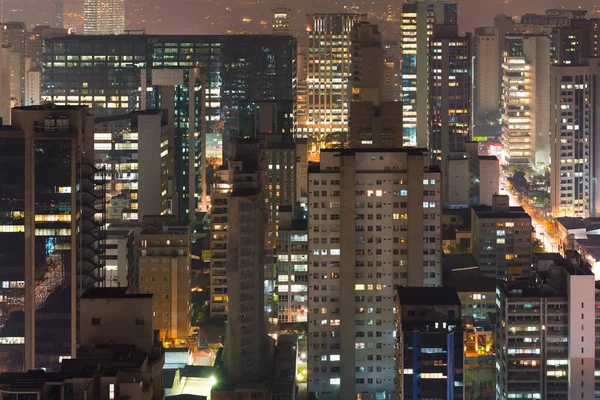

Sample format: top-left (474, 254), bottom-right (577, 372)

top-left (395, 286), bottom-right (464, 399)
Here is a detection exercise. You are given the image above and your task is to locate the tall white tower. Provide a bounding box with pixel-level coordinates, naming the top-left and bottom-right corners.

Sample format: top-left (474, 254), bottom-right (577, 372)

top-left (84, 0), bottom-right (125, 35)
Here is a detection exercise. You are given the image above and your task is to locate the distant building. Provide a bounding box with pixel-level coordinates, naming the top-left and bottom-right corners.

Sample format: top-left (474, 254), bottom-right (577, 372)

top-left (471, 195), bottom-right (532, 279)
top-left (272, 6), bottom-right (292, 35)
top-left (443, 265), bottom-right (497, 321)
top-left (305, 13), bottom-right (362, 154)
top-left (395, 286), bottom-right (464, 400)
top-left (500, 35), bottom-right (551, 166)
top-left (400, 0), bottom-right (458, 147)
top-left (550, 59), bottom-right (600, 218)
top-left (349, 21), bottom-right (403, 149)
top-left (94, 110), bottom-right (172, 221)
top-left (138, 216), bottom-right (191, 345)
top-left (496, 252), bottom-right (595, 400)
top-left (0, 105), bottom-right (100, 371)
top-left (428, 25), bottom-right (471, 168)
top-left (83, 0), bottom-right (125, 35)
top-left (210, 139), bottom-right (271, 381)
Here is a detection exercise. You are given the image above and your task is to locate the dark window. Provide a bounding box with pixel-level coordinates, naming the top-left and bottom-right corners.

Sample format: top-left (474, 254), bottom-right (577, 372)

top-left (91, 318), bottom-right (101, 326)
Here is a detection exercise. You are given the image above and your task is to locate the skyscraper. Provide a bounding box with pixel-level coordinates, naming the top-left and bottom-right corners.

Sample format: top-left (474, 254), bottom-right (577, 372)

top-left (0, 105), bottom-right (99, 371)
top-left (272, 5), bottom-right (292, 35)
top-left (500, 35), bottom-right (551, 166)
top-left (214, 139), bottom-right (270, 381)
top-left (471, 195), bottom-right (532, 279)
top-left (550, 59), bottom-right (600, 218)
top-left (138, 216), bottom-right (191, 345)
top-left (83, 0), bottom-right (125, 35)
top-left (400, 0), bottom-right (457, 147)
top-left (307, 148), bottom-right (441, 399)
top-left (305, 13), bottom-right (362, 156)
top-left (496, 252), bottom-right (595, 400)
top-left (428, 25), bottom-right (471, 165)
top-left (349, 21), bottom-right (403, 148)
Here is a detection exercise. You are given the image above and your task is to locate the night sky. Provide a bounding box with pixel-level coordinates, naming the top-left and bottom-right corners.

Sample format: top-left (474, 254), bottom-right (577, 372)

top-left (2, 0), bottom-right (598, 35)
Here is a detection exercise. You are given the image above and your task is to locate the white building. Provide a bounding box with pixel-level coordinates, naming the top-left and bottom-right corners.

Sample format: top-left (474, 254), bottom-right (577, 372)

top-left (550, 59), bottom-right (600, 218)
top-left (83, 0), bottom-right (125, 35)
top-left (400, 0), bottom-right (457, 147)
top-left (307, 148), bottom-right (441, 399)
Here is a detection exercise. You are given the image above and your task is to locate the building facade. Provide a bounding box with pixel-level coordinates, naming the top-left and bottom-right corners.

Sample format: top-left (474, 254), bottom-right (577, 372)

top-left (94, 110), bottom-right (172, 221)
top-left (276, 208), bottom-right (308, 325)
top-left (307, 148), bottom-right (441, 399)
top-left (212, 139), bottom-right (270, 381)
top-left (500, 35), bottom-right (551, 166)
top-left (471, 195), bottom-right (532, 279)
top-left (550, 59), bottom-right (600, 218)
top-left (305, 13), bottom-right (362, 155)
top-left (138, 216), bottom-right (191, 345)
top-left (0, 105), bottom-right (99, 371)
top-left (428, 26), bottom-right (471, 165)
top-left (83, 0), bottom-right (125, 35)
top-left (349, 21), bottom-right (403, 148)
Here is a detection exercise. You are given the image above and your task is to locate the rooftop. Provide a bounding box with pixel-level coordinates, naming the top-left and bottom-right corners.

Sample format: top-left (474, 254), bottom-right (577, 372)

top-left (396, 286), bottom-right (461, 306)
top-left (555, 217), bottom-right (600, 231)
top-left (81, 287), bottom-right (153, 299)
top-left (471, 204), bottom-right (530, 219)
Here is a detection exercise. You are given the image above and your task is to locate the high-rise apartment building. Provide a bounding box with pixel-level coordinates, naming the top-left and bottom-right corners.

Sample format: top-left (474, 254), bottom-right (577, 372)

top-left (305, 13), bottom-right (362, 155)
top-left (83, 0), bottom-right (125, 35)
top-left (24, 26), bottom-right (67, 106)
top-left (500, 35), bottom-right (551, 166)
top-left (272, 6), bottom-right (292, 35)
top-left (471, 195), bottom-right (532, 279)
top-left (395, 287), bottom-right (464, 400)
top-left (94, 110), bottom-right (172, 221)
top-left (54, 0), bottom-right (64, 28)
top-left (473, 27), bottom-right (499, 122)
top-left (276, 207), bottom-right (308, 325)
top-left (307, 148), bottom-right (441, 399)
top-left (400, 0), bottom-right (457, 147)
top-left (0, 105), bottom-right (100, 371)
top-left (42, 34), bottom-right (296, 152)
top-left (550, 59), bottom-right (600, 218)
top-left (496, 252), bottom-right (595, 400)
top-left (428, 25), bottom-right (471, 165)
top-left (1, 22), bottom-right (26, 107)
top-left (138, 216), bottom-right (191, 345)
top-left (349, 21), bottom-right (403, 149)
top-left (0, 47), bottom-right (10, 122)
top-left (211, 139), bottom-right (270, 381)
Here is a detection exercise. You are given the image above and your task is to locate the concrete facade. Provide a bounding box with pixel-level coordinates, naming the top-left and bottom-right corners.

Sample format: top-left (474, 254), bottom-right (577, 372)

top-left (307, 148), bottom-right (441, 399)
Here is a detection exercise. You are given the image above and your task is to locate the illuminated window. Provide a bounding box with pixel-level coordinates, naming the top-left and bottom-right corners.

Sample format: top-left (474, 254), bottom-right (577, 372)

top-left (109, 384), bottom-right (115, 400)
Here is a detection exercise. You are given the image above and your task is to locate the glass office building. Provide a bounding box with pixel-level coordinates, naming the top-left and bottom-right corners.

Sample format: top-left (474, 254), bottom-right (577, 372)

top-left (42, 35), bottom-right (296, 146)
